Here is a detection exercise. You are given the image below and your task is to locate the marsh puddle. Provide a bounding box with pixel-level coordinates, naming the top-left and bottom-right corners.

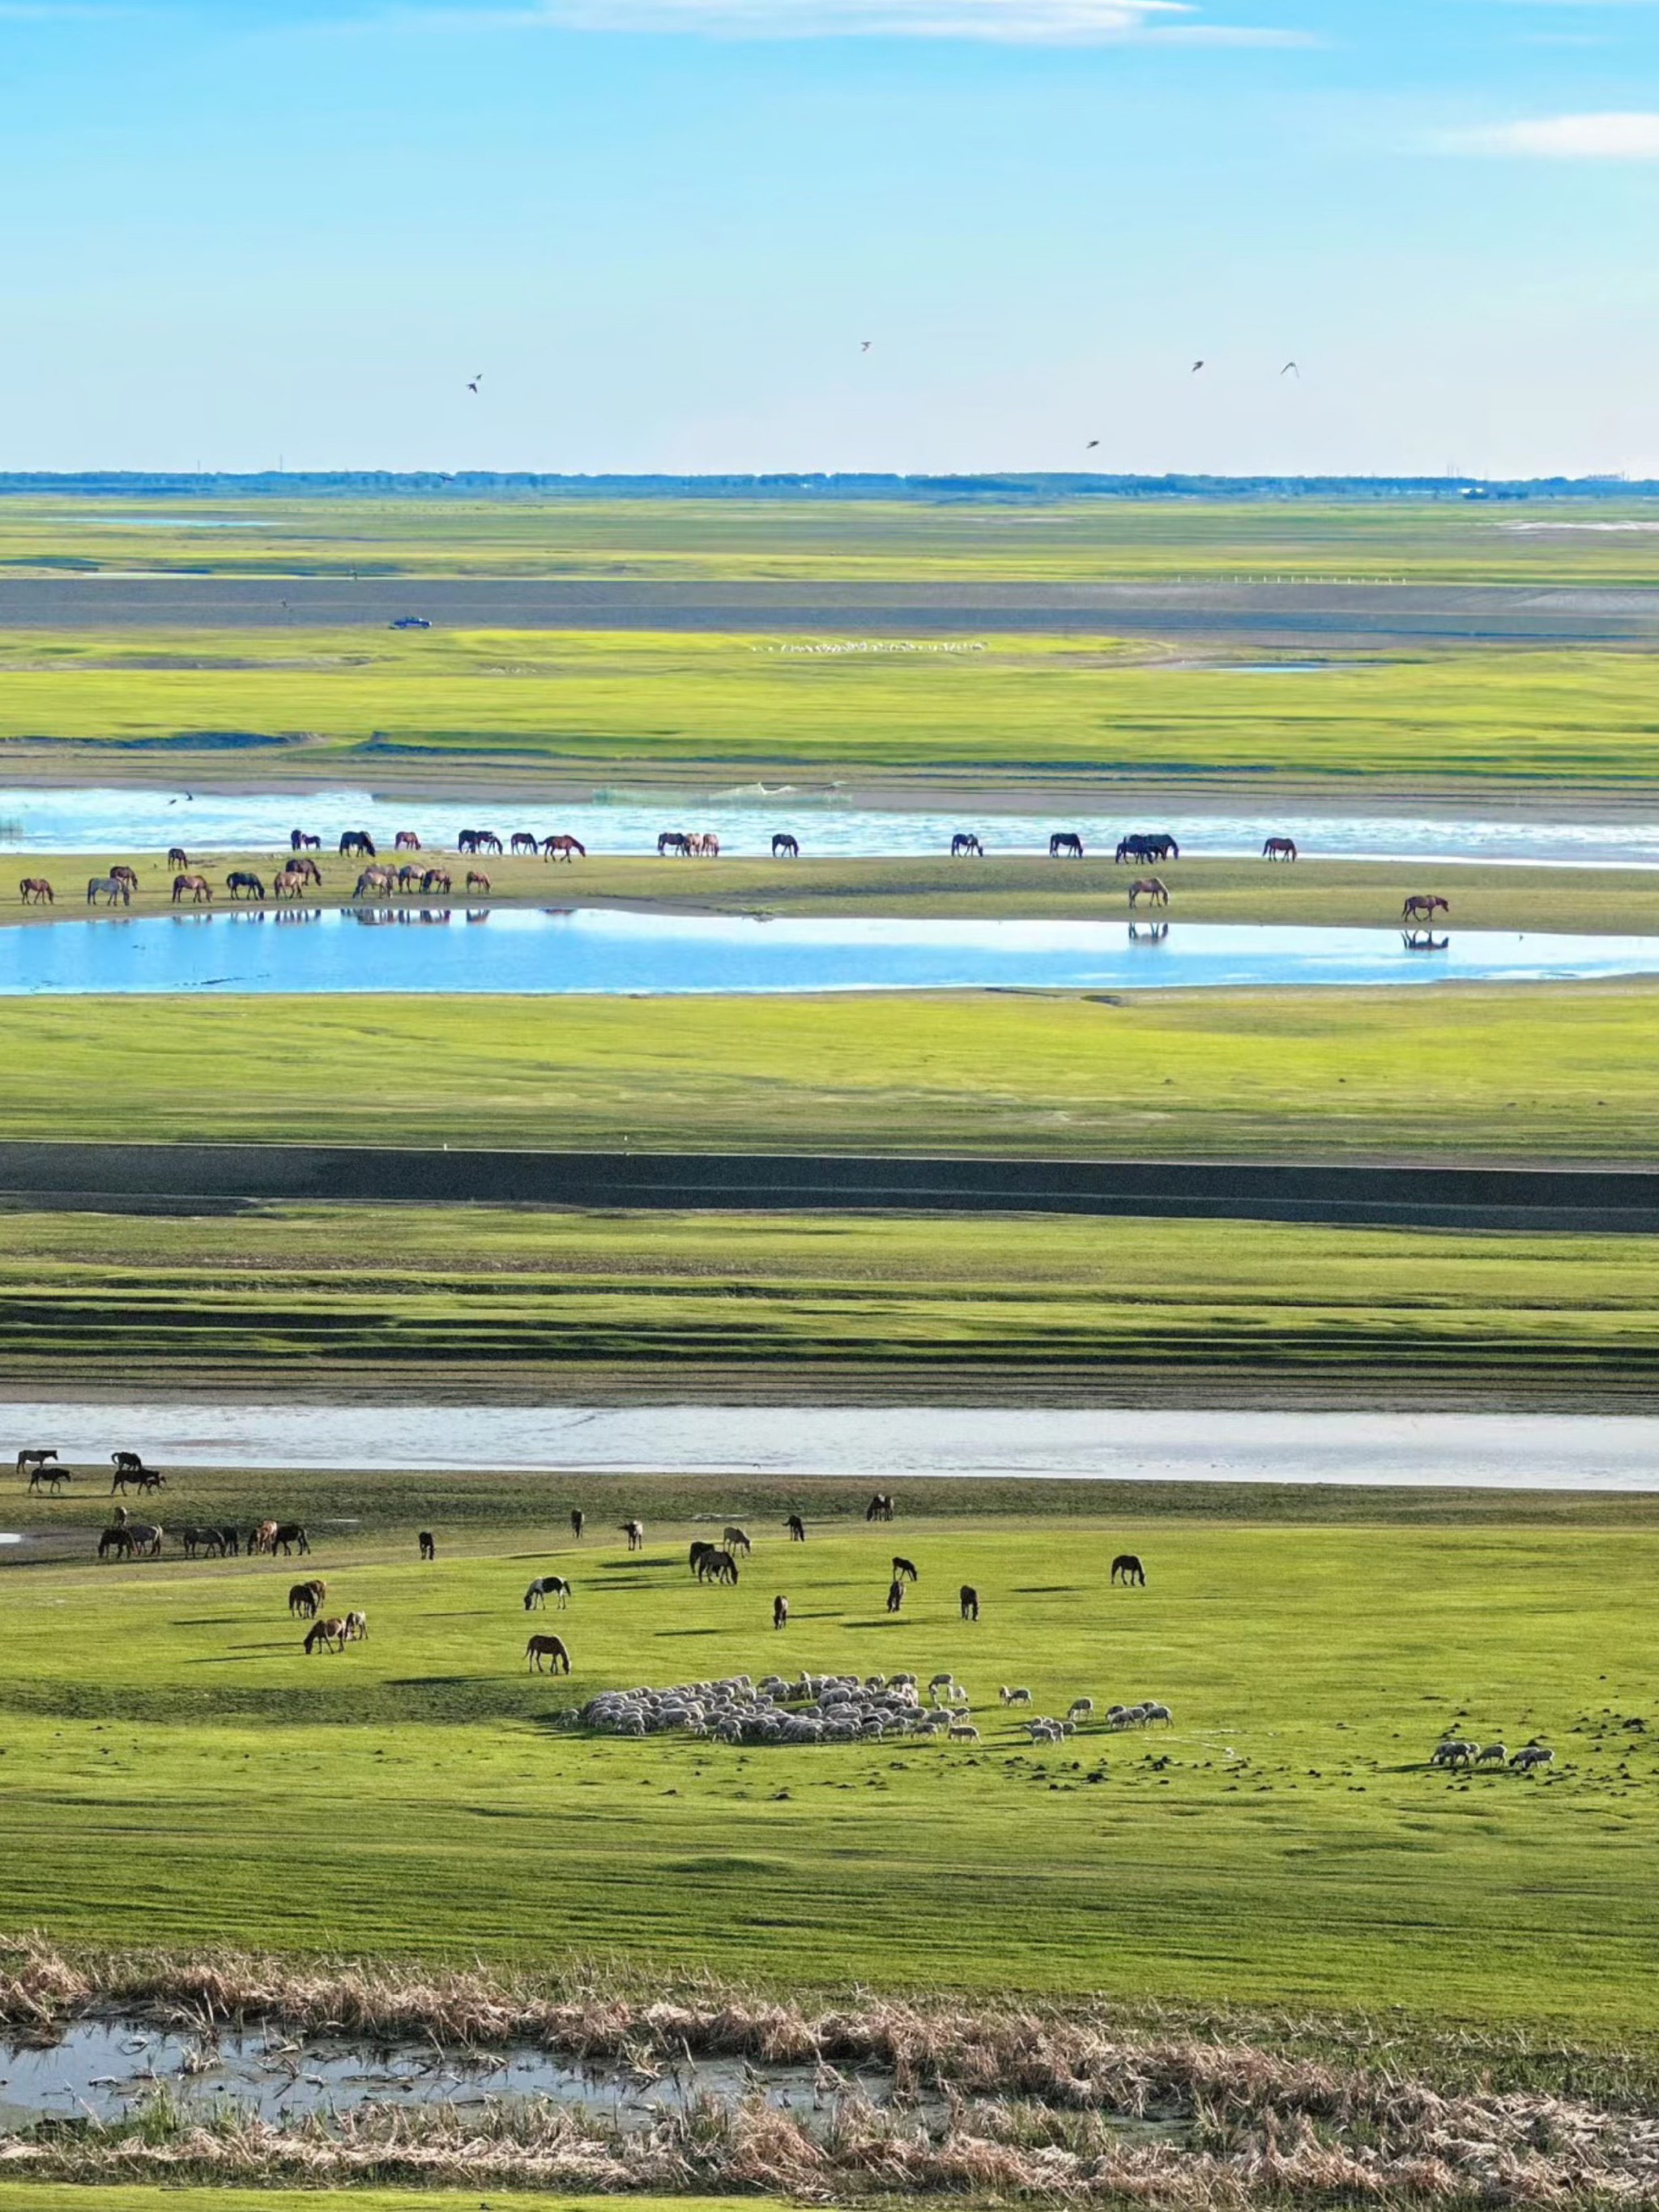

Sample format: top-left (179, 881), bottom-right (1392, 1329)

top-left (5, 907), bottom-right (1659, 996)
top-left (0, 2017), bottom-right (936, 2136)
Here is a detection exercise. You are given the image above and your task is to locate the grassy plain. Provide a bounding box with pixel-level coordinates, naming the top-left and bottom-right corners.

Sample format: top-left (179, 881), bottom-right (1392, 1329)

top-left (5, 630), bottom-right (1659, 789)
top-left (0, 1500), bottom-right (1657, 2031)
top-left (0, 984), bottom-right (1656, 1162)
top-left (5, 1203), bottom-right (1659, 1400)
top-left (0, 2195), bottom-right (745, 2212)
top-left (10, 848), bottom-right (1659, 936)
top-left (4, 493), bottom-right (1659, 583)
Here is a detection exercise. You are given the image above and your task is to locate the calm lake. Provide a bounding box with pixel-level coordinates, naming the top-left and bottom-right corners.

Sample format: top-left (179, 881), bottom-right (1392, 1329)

top-left (2, 907), bottom-right (1657, 996)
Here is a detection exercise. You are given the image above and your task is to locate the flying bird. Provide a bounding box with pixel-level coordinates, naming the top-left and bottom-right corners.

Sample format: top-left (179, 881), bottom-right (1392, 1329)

top-left (860, 340), bottom-right (872, 352)
top-left (1085, 439), bottom-right (1100, 449)
top-left (467, 372), bottom-right (484, 394)
top-left (1190, 361), bottom-right (1205, 374)
top-left (1281, 361), bottom-right (1299, 377)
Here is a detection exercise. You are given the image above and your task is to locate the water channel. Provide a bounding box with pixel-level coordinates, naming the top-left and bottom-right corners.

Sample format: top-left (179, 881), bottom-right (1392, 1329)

top-left (3, 907), bottom-right (1657, 996)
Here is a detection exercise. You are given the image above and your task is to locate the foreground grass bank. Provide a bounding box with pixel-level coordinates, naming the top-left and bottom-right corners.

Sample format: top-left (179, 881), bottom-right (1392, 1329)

top-left (6, 1202), bottom-right (1659, 1400)
top-left (2, 984), bottom-right (1657, 1161)
top-left (1, 1504), bottom-right (1657, 2031)
top-left (4, 630), bottom-right (1659, 790)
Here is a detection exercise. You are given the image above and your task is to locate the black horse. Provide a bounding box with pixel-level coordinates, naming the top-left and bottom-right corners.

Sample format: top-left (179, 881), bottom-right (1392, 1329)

top-left (950, 832), bottom-right (984, 858)
top-left (1049, 832), bottom-right (1085, 859)
top-left (1116, 834), bottom-right (1179, 864)
top-left (772, 834), bottom-right (800, 859)
top-left (339, 831), bottom-right (376, 858)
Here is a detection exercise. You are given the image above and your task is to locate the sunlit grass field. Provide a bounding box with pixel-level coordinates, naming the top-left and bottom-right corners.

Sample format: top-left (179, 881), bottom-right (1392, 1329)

top-left (2, 984), bottom-right (1657, 1161)
top-left (5, 1202), bottom-right (1659, 1397)
top-left (2, 1500), bottom-right (1657, 2030)
top-left (5, 492), bottom-right (1659, 583)
top-left (3, 629), bottom-right (1659, 786)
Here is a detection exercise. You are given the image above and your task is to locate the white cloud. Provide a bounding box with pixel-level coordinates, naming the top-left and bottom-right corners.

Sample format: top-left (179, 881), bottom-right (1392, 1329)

top-left (1460, 111), bottom-right (1659, 158)
top-left (395, 0), bottom-right (1300, 41)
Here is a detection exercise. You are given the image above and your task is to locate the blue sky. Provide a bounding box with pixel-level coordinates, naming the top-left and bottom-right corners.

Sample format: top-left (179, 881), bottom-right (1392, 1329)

top-left (2, 0), bottom-right (1656, 476)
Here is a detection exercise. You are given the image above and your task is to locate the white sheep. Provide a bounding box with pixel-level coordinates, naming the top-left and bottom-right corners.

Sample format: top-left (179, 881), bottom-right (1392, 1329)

top-left (1067, 1697), bottom-right (1094, 1723)
top-left (1001, 1687), bottom-right (1033, 1706)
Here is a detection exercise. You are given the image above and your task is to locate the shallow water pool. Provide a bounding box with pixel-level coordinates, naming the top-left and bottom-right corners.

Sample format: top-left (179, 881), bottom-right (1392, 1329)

top-left (3, 907), bottom-right (1658, 996)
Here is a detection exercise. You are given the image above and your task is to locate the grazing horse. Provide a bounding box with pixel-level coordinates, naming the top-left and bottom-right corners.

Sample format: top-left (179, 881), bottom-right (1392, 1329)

top-left (290, 831), bottom-right (321, 852)
top-left (1127, 877), bottom-right (1169, 907)
top-left (1117, 834), bottom-right (1179, 864)
top-left (394, 831), bottom-right (423, 852)
top-left (420, 868), bottom-right (452, 894)
top-left (172, 873), bottom-right (212, 903)
top-left (697, 1548), bottom-right (739, 1585)
top-left (226, 871), bottom-right (266, 901)
top-left (950, 833), bottom-right (983, 858)
top-left (771, 834), bottom-right (800, 859)
top-left (524, 1575), bottom-right (572, 1609)
top-left (865, 1492), bottom-right (895, 1523)
top-left (960, 1585), bottom-right (980, 1621)
top-left (343, 1610), bottom-right (368, 1641)
top-left (657, 831), bottom-right (690, 856)
top-left (1111, 1552), bottom-right (1146, 1586)
top-left (250, 1519), bottom-right (279, 1555)
top-left (1049, 832), bottom-right (1084, 860)
top-left (689, 1539), bottom-right (716, 1575)
top-left (97, 1526), bottom-right (134, 1560)
top-left (687, 832), bottom-right (720, 858)
top-left (16, 1447), bottom-right (58, 1480)
top-left (621, 1519), bottom-right (645, 1552)
top-left (542, 835), bottom-right (586, 862)
top-left (465, 871), bottom-right (492, 893)
top-left (168, 847), bottom-right (190, 871)
top-left (1262, 837), bottom-right (1298, 862)
top-left (353, 866), bottom-right (394, 898)
top-left (286, 855), bottom-right (322, 885)
top-left (1402, 894), bottom-right (1449, 923)
top-left (288, 1578), bottom-right (326, 1616)
top-left (773, 1594), bottom-right (790, 1629)
top-left (786, 1514), bottom-right (806, 1542)
top-left (113, 1511), bottom-right (163, 1557)
top-left (891, 1555), bottom-right (919, 1582)
top-left (272, 1522), bottom-right (310, 1556)
top-left (885, 1578), bottom-right (905, 1613)
top-left (723, 1525), bottom-right (752, 1556)
top-left (305, 1616), bottom-right (345, 1654)
top-left (19, 878), bottom-right (53, 904)
top-left (109, 866), bottom-right (139, 895)
top-left (510, 831), bottom-right (538, 856)
top-left (87, 875), bottom-right (130, 906)
top-left (418, 1531), bottom-right (436, 1561)
top-left (109, 1451), bottom-right (147, 1490)
top-left (273, 869), bottom-right (309, 902)
top-left (462, 830), bottom-right (502, 856)
top-left (181, 1526), bottom-right (227, 1557)
top-left (339, 831), bottom-right (376, 858)
top-left (28, 1462), bottom-right (69, 1492)
top-left (395, 865), bottom-right (422, 890)
top-left (570, 1508), bottom-right (584, 1539)
top-left (527, 1633), bottom-right (571, 1673)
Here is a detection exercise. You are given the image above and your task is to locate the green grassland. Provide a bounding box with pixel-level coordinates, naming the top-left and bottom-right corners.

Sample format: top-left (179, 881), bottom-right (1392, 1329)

top-left (6, 1203), bottom-right (1659, 1400)
top-left (4, 630), bottom-right (1659, 788)
top-left (6, 493), bottom-right (1659, 583)
top-left (2, 1499), bottom-right (1657, 2031)
top-left (1, 984), bottom-right (1657, 1162)
top-left (11, 848), bottom-right (1659, 937)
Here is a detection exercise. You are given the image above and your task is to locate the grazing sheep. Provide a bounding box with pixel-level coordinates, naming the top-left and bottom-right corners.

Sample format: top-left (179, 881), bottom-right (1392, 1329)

top-left (948, 1723), bottom-right (980, 1743)
top-left (1143, 1701), bottom-right (1172, 1726)
top-left (1476, 1741), bottom-right (1508, 1764)
top-left (1432, 1740), bottom-right (1478, 1768)
top-left (1001, 1686), bottom-right (1032, 1706)
top-left (1512, 1744), bottom-right (1555, 1771)
top-left (1068, 1697), bottom-right (1094, 1723)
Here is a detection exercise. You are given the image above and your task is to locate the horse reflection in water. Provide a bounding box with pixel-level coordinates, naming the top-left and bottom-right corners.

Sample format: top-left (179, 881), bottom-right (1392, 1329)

top-left (1401, 929), bottom-right (1450, 952)
top-left (350, 906), bottom-right (453, 926)
top-left (1128, 922), bottom-right (1170, 945)
top-left (466, 909), bottom-right (492, 925)
top-left (273, 906), bottom-right (321, 925)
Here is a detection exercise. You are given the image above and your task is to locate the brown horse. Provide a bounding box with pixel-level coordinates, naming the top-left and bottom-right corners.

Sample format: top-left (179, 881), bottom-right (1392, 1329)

top-left (1127, 878), bottom-right (1169, 907)
top-left (527, 1633), bottom-right (571, 1672)
top-left (109, 866), bottom-right (139, 895)
top-left (290, 831), bottom-right (321, 852)
top-left (271, 1522), bottom-right (309, 1556)
top-left (1401, 895), bottom-right (1449, 923)
top-left (864, 1492), bottom-right (895, 1522)
top-left (510, 831), bottom-right (538, 855)
top-left (420, 868), bottom-right (451, 895)
top-left (465, 870), bottom-right (492, 893)
top-left (273, 869), bottom-right (309, 901)
top-left (288, 1578), bottom-right (326, 1617)
top-left (394, 831), bottom-right (423, 851)
top-left (305, 1616), bottom-right (346, 1654)
top-left (172, 873), bottom-right (212, 904)
top-left (1111, 1552), bottom-right (1146, 1586)
top-left (19, 878), bottom-right (53, 904)
top-left (1262, 837), bottom-right (1298, 861)
top-left (542, 835), bottom-right (586, 861)
top-left (250, 1519), bottom-right (279, 1555)
top-left (286, 854), bottom-right (322, 885)
top-left (687, 832), bottom-right (720, 858)
top-left (773, 1594), bottom-right (790, 1629)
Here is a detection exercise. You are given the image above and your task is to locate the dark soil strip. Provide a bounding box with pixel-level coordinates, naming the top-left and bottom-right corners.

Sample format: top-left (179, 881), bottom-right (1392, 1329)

top-left (5, 1140), bottom-right (1659, 1231)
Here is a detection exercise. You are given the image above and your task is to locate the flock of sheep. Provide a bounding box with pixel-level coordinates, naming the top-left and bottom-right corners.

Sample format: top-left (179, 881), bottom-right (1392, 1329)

top-left (1431, 1737), bottom-right (1555, 1772)
top-left (573, 1668), bottom-right (1173, 1749)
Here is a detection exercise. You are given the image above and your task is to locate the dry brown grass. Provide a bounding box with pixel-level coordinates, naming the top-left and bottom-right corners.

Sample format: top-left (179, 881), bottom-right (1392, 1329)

top-left (4, 1941), bottom-right (1659, 2205)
